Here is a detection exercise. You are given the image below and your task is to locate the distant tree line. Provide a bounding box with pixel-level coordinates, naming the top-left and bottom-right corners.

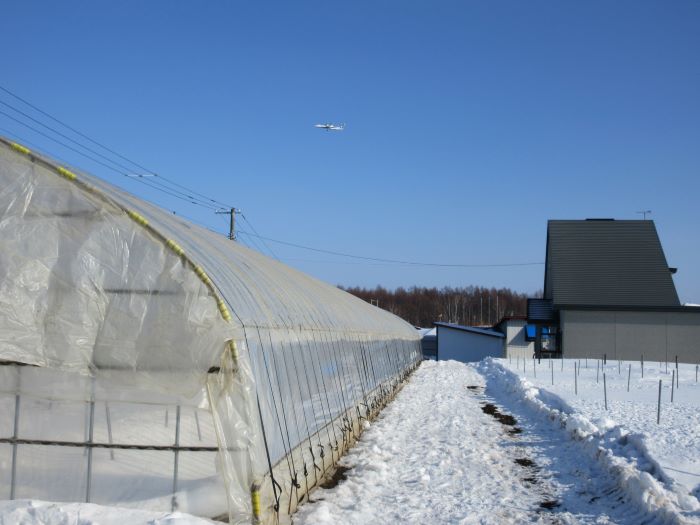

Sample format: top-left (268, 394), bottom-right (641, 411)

top-left (339, 285), bottom-right (538, 328)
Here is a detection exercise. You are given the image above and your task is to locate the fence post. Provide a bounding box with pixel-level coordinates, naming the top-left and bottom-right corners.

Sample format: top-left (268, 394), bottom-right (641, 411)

top-left (603, 373), bottom-right (608, 411)
top-left (574, 362), bottom-right (577, 395)
top-left (657, 380), bottom-right (662, 424)
top-left (671, 370), bottom-right (675, 403)
top-left (627, 364), bottom-right (631, 392)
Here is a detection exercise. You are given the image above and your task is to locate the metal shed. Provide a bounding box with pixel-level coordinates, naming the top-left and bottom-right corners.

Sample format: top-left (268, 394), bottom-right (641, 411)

top-left (434, 322), bottom-right (505, 363)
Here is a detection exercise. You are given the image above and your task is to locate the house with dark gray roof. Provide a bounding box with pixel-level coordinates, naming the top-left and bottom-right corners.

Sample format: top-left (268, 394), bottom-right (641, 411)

top-left (528, 219), bottom-right (700, 362)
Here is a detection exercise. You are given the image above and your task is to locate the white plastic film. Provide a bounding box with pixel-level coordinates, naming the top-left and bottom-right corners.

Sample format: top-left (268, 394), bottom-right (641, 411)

top-left (0, 137), bottom-right (421, 524)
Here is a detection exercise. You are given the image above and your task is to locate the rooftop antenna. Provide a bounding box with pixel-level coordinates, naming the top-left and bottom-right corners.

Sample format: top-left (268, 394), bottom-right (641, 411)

top-left (636, 210), bottom-right (652, 220)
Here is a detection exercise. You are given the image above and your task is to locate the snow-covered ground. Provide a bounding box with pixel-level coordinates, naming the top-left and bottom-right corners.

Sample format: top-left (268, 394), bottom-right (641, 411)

top-left (482, 357), bottom-right (700, 516)
top-left (0, 500), bottom-right (222, 525)
top-left (4, 358), bottom-right (700, 524)
top-left (294, 359), bottom-right (700, 525)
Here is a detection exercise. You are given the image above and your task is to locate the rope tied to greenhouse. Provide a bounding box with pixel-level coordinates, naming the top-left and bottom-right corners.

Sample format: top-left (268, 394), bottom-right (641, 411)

top-left (255, 393), bottom-right (282, 514)
top-left (285, 334), bottom-right (324, 484)
top-left (275, 337), bottom-right (314, 494)
top-left (307, 333), bottom-right (341, 464)
top-left (309, 445), bottom-right (321, 472)
top-left (256, 328), bottom-right (296, 500)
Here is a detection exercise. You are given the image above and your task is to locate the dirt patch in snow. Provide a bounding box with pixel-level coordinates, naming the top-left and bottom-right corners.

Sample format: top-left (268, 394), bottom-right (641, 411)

top-left (319, 465), bottom-right (350, 489)
top-left (480, 403), bottom-right (517, 427)
top-left (514, 457), bottom-right (536, 468)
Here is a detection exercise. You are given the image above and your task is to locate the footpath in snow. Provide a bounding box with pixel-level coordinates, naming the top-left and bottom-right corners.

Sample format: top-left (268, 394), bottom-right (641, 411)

top-left (479, 357), bottom-right (700, 524)
top-left (294, 360), bottom-right (683, 524)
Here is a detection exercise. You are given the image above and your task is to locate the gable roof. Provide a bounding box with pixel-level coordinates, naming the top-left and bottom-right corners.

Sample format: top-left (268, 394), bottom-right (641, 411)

top-left (544, 220), bottom-right (679, 308)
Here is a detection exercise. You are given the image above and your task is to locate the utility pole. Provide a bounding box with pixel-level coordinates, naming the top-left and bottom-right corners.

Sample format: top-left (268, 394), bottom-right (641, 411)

top-left (215, 208), bottom-right (239, 240)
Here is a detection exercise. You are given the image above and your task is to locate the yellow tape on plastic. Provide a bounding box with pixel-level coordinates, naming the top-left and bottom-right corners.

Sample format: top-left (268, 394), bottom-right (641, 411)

top-left (251, 483), bottom-right (262, 524)
top-left (165, 239), bottom-right (185, 257)
top-left (217, 298), bottom-right (232, 321)
top-left (228, 340), bottom-right (239, 362)
top-left (10, 142), bottom-right (30, 155)
top-left (193, 265), bottom-right (212, 286)
top-left (57, 166), bottom-right (78, 181)
top-left (126, 209), bottom-right (149, 226)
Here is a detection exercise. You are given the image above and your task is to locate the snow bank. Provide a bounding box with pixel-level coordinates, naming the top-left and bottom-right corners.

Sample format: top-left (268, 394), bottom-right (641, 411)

top-left (478, 358), bottom-right (700, 524)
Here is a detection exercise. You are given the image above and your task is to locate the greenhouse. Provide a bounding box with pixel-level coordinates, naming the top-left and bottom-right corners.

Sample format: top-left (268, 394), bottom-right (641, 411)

top-left (0, 137), bottom-right (422, 524)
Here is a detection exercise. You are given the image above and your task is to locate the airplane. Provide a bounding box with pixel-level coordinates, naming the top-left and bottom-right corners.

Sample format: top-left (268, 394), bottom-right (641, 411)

top-left (315, 123), bottom-right (345, 131)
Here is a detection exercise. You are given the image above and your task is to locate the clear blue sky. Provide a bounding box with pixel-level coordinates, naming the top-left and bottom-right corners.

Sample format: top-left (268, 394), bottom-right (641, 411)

top-left (2, 1), bottom-right (698, 301)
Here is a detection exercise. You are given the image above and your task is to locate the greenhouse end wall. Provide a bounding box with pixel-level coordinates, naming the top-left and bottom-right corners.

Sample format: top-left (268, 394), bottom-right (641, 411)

top-left (0, 137), bottom-right (422, 524)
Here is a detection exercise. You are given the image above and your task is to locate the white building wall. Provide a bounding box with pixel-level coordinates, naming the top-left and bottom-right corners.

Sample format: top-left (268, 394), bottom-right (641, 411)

top-left (437, 327), bottom-right (504, 363)
top-left (503, 320), bottom-right (534, 360)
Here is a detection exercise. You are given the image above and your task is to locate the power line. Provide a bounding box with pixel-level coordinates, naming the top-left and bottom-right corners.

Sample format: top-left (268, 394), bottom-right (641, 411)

top-left (0, 109), bottom-right (220, 210)
top-left (0, 86), bottom-right (543, 271)
top-left (0, 106), bottom-right (220, 210)
top-left (237, 230), bottom-right (544, 268)
top-left (236, 225), bottom-right (272, 255)
top-left (0, 126), bottom-right (212, 219)
top-left (240, 214), bottom-right (279, 260)
top-left (0, 83), bottom-right (235, 209)
top-left (0, 125), bottom-right (543, 269)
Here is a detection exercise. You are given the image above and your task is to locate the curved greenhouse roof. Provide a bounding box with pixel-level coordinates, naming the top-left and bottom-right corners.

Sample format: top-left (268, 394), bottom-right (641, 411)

top-left (0, 137), bottom-right (421, 524)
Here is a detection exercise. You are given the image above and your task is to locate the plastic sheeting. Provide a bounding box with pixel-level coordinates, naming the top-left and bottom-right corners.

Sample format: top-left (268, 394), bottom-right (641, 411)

top-left (0, 137), bottom-right (421, 523)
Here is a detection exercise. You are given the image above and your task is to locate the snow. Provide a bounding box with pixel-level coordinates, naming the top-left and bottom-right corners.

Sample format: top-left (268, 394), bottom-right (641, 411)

top-left (4, 358), bottom-right (700, 524)
top-left (480, 357), bottom-right (700, 517)
top-left (294, 359), bottom-right (700, 524)
top-left (0, 500), bottom-right (222, 525)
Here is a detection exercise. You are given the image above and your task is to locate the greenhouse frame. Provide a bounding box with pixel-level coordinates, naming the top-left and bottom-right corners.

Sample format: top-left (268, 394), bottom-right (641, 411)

top-left (0, 137), bottom-right (421, 523)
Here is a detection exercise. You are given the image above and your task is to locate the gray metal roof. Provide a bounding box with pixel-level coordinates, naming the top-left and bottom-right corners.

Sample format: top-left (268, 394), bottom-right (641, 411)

top-left (544, 220), bottom-right (680, 308)
top-left (434, 322), bottom-right (505, 338)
